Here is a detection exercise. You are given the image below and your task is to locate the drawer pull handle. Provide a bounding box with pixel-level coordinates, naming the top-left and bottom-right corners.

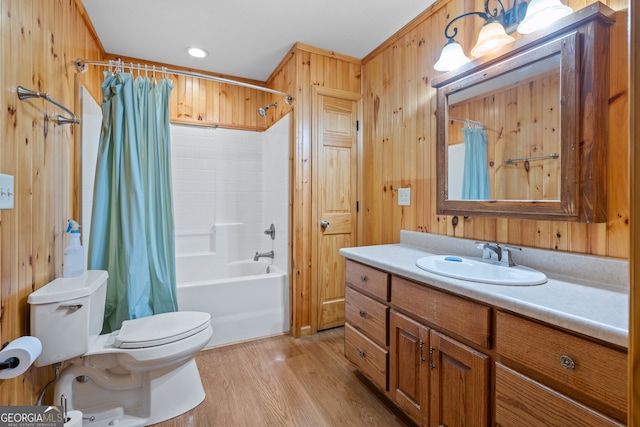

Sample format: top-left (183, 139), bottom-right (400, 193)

top-left (360, 275), bottom-right (367, 283)
top-left (359, 350), bottom-right (365, 358)
top-left (359, 310), bottom-right (365, 317)
top-left (429, 345), bottom-right (436, 370)
top-left (560, 355), bottom-right (575, 370)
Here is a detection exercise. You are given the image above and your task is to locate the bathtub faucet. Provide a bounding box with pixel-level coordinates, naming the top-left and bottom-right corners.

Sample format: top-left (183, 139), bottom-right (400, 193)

top-left (254, 250), bottom-right (274, 261)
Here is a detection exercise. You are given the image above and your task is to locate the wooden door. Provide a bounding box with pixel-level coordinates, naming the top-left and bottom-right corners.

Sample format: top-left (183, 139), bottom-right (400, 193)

top-left (313, 88), bottom-right (359, 331)
top-left (429, 330), bottom-right (490, 427)
top-left (389, 310), bottom-right (430, 426)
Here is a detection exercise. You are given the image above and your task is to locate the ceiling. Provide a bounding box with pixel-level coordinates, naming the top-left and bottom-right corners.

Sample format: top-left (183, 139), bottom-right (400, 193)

top-left (82, 0), bottom-right (436, 82)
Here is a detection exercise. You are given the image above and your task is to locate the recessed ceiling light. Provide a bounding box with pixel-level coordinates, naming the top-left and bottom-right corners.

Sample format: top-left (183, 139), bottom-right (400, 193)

top-left (187, 47), bottom-right (208, 58)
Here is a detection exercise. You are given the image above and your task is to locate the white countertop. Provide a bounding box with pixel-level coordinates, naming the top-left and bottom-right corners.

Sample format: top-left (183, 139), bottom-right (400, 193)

top-left (339, 232), bottom-right (629, 348)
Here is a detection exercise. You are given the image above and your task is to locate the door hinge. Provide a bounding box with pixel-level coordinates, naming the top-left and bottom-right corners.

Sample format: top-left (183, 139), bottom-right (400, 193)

top-left (356, 120), bottom-right (359, 131)
top-left (356, 201), bottom-right (359, 212)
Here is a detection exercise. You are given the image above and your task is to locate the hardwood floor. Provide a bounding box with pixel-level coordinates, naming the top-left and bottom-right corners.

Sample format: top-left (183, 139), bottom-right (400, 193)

top-left (152, 327), bottom-right (408, 426)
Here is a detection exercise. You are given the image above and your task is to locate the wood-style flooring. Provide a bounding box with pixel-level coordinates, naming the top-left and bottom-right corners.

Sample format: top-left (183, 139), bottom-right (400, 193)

top-left (151, 327), bottom-right (408, 427)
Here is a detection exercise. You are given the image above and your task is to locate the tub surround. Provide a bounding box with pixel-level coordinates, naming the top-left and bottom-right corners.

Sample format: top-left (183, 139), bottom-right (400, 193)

top-left (176, 258), bottom-right (289, 348)
top-left (340, 230), bottom-right (628, 347)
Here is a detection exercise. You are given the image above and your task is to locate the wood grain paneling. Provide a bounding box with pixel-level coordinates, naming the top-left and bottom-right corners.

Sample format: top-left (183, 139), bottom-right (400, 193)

top-left (1, 0), bottom-right (103, 406)
top-left (629, 2), bottom-right (638, 426)
top-left (361, 0), bottom-right (629, 257)
top-left (266, 43), bottom-right (361, 337)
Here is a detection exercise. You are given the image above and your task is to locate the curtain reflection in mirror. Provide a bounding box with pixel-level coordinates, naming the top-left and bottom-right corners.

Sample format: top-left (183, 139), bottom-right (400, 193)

top-left (461, 126), bottom-right (490, 200)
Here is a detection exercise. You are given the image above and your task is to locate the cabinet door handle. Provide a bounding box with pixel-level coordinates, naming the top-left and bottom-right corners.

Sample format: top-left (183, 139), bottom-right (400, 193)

top-left (419, 341), bottom-right (425, 363)
top-left (560, 355), bottom-right (575, 370)
top-left (360, 275), bottom-right (367, 283)
top-left (320, 220), bottom-right (330, 229)
top-left (429, 346), bottom-right (436, 370)
top-left (359, 350), bottom-right (365, 358)
top-left (359, 310), bottom-right (365, 317)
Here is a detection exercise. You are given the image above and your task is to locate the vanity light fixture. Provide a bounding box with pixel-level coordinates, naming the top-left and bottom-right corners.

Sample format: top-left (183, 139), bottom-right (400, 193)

top-left (187, 47), bottom-right (208, 59)
top-left (434, 0), bottom-right (573, 72)
top-left (517, 0), bottom-right (573, 34)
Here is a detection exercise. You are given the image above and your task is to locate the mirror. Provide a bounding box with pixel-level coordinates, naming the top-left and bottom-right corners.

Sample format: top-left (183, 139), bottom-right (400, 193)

top-left (446, 53), bottom-right (561, 201)
top-left (434, 31), bottom-right (580, 220)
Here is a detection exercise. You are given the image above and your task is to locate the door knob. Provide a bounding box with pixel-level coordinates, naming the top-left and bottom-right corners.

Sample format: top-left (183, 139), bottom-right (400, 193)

top-left (320, 220), bottom-right (330, 229)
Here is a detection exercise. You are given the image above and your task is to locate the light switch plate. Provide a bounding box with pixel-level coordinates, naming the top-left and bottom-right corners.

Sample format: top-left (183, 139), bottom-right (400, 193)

top-left (398, 188), bottom-right (411, 206)
top-left (0, 174), bottom-right (14, 209)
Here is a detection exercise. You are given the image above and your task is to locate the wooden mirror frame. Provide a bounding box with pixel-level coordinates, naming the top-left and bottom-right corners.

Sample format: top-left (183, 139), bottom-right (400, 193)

top-left (432, 2), bottom-right (615, 223)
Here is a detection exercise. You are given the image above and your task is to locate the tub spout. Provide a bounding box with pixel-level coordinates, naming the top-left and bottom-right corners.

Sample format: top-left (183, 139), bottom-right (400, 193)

top-left (254, 250), bottom-right (274, 261)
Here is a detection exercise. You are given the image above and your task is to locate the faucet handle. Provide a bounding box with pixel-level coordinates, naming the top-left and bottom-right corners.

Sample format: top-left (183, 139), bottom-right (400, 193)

top-left (475, 241), bottom-right (500, 260)
top-left (501, 245), bottom-right (521, 267)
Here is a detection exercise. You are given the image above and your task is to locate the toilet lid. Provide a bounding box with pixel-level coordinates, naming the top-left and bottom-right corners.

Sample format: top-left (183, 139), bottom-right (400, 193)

top-left (114, 311), bottom-right (211, 349)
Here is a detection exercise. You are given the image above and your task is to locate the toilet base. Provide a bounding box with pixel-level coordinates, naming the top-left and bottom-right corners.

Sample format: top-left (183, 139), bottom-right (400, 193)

top-left (55, 357), bottom-right (206, 427)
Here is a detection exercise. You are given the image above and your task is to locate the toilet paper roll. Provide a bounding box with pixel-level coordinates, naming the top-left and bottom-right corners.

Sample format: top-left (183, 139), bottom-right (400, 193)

top-left (64, 410), bottom-right (83, 427)
top-left (0, 336), bottom-right (42, 379)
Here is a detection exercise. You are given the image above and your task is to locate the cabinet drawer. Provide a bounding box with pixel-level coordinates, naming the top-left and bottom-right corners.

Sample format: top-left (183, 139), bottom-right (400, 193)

top-left (496, 311), bottom-right (627, 414)
top-left (495, 363), bottom-right (624, 427)
top-left (345, 260), bottom-right (389, 301)
top-left (345, 323), bottom-right (388, 391)
top-left (345, 286), bottom-right (388, 348)
top-left (391, 276), bottom-right (491, 348)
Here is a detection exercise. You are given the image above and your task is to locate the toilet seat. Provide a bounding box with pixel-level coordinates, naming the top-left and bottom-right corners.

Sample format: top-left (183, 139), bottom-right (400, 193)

top-left (115, 311), bottom-right (211, 349)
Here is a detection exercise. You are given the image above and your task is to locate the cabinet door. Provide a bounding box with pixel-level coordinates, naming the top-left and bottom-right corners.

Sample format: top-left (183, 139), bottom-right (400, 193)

top-left (389, 310), bottom-right (430, 426)
top-left (429, 330), bottom-right (489, 427)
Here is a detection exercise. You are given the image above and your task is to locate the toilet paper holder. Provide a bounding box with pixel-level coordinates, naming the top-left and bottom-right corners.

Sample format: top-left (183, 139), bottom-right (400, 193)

top-left (0, 342), bottom-right (19, 371)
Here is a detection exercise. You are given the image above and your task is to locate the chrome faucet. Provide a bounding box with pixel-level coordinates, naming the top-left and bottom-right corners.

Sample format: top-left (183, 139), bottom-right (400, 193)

top-left (477, 242), bottom-right (501, 261)
top-left (476, 242), bottom-right (522, 267)
top-left (254, 250), bottom-right (274, 261)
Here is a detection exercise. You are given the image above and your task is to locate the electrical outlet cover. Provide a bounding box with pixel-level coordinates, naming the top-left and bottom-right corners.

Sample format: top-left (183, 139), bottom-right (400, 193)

top-left (398, 188), bottom-right (411, 206)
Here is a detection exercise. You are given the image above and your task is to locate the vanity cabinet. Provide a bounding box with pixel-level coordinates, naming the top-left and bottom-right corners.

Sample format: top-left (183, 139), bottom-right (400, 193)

top-left (344, 260), bottom-right (390, 391)
top-left (495, 311), bottom-right (626, 426)
top-left (343, 259), bottom-right (628, 426)
top-left (389, 310), bottom-right (490, 427)
top-left (389, 310), bottom-right (429, 425)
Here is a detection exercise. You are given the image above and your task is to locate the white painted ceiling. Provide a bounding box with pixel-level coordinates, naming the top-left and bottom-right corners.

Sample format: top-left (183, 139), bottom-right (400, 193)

top-left (82, 0), bottom-right (436, 82)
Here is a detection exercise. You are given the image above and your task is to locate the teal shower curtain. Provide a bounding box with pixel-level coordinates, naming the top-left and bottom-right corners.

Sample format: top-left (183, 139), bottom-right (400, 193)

top-left (88, 71), bottom-right (178, 333)
top-left (461, 126), bottom-right (490, 200)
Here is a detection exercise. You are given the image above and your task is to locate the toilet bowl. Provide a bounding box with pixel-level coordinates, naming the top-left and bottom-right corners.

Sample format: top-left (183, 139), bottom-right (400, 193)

top-left (28, 271), bottom-right (213, 427)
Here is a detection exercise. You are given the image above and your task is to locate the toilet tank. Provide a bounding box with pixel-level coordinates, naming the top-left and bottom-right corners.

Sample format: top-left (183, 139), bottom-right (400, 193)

top-left (28, 270), bottom-right (108, 367)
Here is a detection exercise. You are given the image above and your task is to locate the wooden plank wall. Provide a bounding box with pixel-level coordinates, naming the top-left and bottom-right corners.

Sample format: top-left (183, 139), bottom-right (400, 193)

top-left (267, 43), bottom-right (361, 337)
top-left (102, 54), bottom-right (271, 131)
top-left (629, 3), bottom-right (638, 425)
top-left (361, 0), bottom-right (629, 258)
top-left (0, 0), bottom-right (103, 405)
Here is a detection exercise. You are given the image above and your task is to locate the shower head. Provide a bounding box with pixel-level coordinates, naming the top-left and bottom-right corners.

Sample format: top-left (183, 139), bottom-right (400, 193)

top-left (258, 102), bottom-right (278, 117)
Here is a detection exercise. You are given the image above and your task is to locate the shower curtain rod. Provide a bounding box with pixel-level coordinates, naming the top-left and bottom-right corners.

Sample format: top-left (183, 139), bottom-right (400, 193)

top-left (75, 58), bottom-right (294, 104)
top-left (448, 116), bottom-right (484, 128)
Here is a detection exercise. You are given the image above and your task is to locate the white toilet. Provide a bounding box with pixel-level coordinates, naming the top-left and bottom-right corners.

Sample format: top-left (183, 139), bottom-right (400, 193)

top-left (28, 270), bottom-right (213, 427)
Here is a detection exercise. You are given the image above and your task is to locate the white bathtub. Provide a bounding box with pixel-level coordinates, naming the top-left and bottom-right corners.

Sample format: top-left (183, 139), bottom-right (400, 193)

top-left (176, 256), bottom-right (290, 348)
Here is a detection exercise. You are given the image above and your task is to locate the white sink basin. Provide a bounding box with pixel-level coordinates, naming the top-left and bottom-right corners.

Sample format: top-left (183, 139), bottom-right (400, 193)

top-left (415, 255), bottom-right (547, 286)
